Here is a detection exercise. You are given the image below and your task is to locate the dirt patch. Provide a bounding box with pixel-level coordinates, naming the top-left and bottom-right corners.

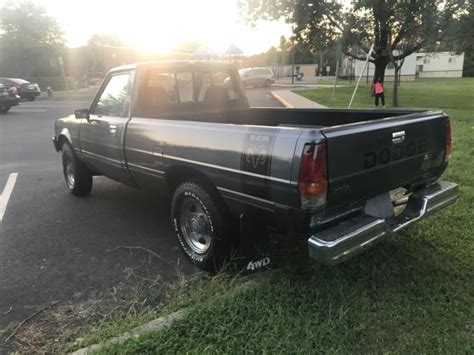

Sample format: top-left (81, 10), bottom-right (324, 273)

top-left (0, 250), bottom-right (193, 354)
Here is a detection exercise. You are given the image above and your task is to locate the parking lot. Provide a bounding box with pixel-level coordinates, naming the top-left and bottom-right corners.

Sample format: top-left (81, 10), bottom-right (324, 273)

top-left (0, 87), bottom-right (281, 333)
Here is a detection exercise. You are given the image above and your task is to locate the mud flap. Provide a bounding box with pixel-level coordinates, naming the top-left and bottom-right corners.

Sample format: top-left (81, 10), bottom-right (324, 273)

top-left (237, 213), bottom-right (273, 275)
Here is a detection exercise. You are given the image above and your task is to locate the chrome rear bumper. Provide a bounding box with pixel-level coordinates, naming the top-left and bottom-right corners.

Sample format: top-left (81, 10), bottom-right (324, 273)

top-left (308, 181), bottom-right (458, 266)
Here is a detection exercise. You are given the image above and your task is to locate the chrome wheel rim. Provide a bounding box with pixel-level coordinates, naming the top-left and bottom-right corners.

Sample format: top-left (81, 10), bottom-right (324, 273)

top-left (64, 159), bottom-right (75, 189)
top-left (180, 199), bottom-right (211, 254)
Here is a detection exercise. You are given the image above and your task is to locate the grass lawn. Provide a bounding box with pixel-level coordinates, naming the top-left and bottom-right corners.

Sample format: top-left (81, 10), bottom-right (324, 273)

top-left (92, 78), bottom-right (473, 354)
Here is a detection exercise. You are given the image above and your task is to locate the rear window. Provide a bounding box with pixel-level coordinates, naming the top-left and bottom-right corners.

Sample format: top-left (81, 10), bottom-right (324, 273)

top-left (136, 68), bottom-right (242, 118)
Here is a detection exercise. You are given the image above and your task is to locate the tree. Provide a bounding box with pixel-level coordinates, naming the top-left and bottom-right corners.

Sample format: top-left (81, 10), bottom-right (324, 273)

top-left (87, 34), bottom-right (125, 48)
top-left (241, 0), bottom-right (468, 104)
top-left (0, 1), bottom-right (63, 47)
top-left (441, 1), bottom-right (474, 76)
top-left (0, 1), bottom-right (64, 76)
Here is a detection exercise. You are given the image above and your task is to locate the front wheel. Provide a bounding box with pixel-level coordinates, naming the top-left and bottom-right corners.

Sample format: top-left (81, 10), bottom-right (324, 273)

top-left (61, 143), bottom-right (93, 196)
top-left (0, 106), bottom-right (11, 113)
top-left (171, 181), bottom-right (235, 271)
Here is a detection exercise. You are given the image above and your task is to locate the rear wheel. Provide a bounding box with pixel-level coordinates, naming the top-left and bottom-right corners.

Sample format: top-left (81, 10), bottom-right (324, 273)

top-left (264, 79), bottom-right (272, 87)
top-left (0, 106), bottom-right (11, 113)
top-left (27, 97), bottom-right (36, 101)
top-left (171, 181), bottom-right (234, 271)
top-left (61, 143), bottom-right (93, 196)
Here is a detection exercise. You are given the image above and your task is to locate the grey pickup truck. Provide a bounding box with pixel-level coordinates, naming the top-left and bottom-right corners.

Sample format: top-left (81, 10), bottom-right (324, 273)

top-left (53, 61), bottom-right (458, 271)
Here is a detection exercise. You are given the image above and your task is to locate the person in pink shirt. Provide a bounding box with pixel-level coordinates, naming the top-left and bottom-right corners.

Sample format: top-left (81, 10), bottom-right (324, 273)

top-left (373, 78), bottom-right (385, 108)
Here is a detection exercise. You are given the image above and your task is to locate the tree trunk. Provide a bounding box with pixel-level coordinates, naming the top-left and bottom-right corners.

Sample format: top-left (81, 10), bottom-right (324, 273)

top-left (392, 67), bottom-right (400, 107)
top-left (373, 59), bottom-right (387, 83)
top-left (391, 57), bottom-right (404, 107)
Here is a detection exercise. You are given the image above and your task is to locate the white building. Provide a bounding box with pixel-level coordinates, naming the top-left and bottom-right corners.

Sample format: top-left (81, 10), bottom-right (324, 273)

top-left (343, 51), bottom-right (464, 81)
top-left (415, 52), bottom-right (464, 78)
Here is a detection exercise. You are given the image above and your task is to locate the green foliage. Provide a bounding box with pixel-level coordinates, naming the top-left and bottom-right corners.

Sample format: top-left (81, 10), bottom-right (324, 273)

top-left (0, 1), bottom-right (64, 47)
top-left (441, 0), bottom-right (474, 55)
top-left (87, 34), bottom-right (125, 48)
top-left (0, 1), bottom-right (64, 77)
top-left (462, 53), bottom-right (474, 77)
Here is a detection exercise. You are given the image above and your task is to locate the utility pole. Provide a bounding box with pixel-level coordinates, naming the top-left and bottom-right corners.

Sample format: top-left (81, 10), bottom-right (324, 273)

top-left (291, 44), bottom-right (295, 84)
top-left (331, 44), bottom-right (341, 106)
top-left (319, 52), bottom-right (323, 78)
top-left (366, 61), bottom-right (369, 85)
top-left (57, 56), bottom-right (69, 91)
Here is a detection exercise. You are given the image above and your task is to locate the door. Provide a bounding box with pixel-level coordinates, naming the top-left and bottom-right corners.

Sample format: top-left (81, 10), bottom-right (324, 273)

top-left (79, 71), bottom-right (133, 184)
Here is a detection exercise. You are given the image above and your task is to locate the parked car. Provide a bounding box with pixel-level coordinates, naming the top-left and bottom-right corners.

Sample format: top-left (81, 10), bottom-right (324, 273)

top-left (53, 61), bottom-right (457, 271)
top-left (0, 83), bottom-right (21, 113)
top-left (0, 78), bottom-right (41, 101)
top-left (238, 67), bottom-right (274, 87)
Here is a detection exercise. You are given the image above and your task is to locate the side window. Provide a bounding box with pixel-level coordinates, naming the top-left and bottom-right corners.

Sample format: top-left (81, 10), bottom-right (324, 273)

top-left (94, 73), bottom-right (130, 117)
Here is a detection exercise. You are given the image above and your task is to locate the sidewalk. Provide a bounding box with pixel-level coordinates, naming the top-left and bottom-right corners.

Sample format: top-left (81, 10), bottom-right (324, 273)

top-left (271, 90), bottom-right (327, 108)
top-left (37, 86), bottom-right (98, 101)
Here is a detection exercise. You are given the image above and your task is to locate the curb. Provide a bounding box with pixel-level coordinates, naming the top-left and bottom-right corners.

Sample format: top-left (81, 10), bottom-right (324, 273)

top-left (271, 90), bottom-right (327, 109)
top-left (270, 91), bottom-right (294, 108)
top-left (36, 96), bottom-right (93, 102)
top-left (71, 271), bottom-right (274, 354)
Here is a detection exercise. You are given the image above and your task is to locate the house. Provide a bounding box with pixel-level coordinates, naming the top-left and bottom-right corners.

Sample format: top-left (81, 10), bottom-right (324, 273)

top-left (340, 51), bottom-right (465, 81)
top-left (415, 52), bottom-right (464, 78)
top-left (351, 51), bottom-right (418, 81)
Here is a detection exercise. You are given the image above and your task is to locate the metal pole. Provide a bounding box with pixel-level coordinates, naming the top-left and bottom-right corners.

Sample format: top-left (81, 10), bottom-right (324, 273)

top-left (319, 52), bottom-right (323, 78)
top-left (366, 60), bottom-right (370, 85)
top-left (57, 56), bottom-right (69, 91)
top-left (331, 59), bottom-right (340, 106)
top-left (348, 43), bottom-right (374, 108)
top-left (291, 46), bottom-right (295, 84)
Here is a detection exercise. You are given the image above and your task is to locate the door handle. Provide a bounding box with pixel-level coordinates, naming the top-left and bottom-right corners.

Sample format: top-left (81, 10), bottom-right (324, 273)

top-left (109, 125), bottom-right (117, 135)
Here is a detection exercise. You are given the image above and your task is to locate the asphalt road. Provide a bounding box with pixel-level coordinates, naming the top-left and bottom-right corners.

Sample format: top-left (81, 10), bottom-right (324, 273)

top-left (0, 88), bottom-right (281, 331)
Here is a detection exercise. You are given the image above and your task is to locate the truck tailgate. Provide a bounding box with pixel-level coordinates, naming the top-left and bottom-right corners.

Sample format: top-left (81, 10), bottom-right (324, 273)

top-left (322, 111), bottom-right (448, 207)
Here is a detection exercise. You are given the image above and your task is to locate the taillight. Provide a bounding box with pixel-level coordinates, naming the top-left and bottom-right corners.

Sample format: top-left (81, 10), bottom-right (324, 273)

top-left (298, 143), bottom-right (328, 209)
top-left (445, 118), bottom-right (452, 162)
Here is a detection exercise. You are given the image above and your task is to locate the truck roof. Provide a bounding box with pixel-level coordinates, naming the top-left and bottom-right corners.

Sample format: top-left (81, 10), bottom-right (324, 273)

top-left (109, 60), bottom-right (236, 73)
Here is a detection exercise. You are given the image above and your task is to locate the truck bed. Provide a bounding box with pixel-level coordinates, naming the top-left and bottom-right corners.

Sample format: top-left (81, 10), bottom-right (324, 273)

top-left (174, 107), bottom-right (421, 127)
top-left (125, 106), bottom-right (448, 217)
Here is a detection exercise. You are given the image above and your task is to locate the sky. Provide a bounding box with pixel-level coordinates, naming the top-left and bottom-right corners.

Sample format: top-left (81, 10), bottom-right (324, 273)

top-left (5, 0), bottom-right (294, 55)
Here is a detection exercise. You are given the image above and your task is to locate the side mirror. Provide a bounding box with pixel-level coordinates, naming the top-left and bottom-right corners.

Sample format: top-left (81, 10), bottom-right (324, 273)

top-left (75, 108), bottom-right (90, 119)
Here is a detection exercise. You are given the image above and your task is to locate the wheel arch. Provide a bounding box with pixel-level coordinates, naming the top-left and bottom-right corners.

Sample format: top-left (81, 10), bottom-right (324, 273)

top-left (57, 128), bottom-right (73, 150)
top-left (165, 165), bottom-right (218, 195)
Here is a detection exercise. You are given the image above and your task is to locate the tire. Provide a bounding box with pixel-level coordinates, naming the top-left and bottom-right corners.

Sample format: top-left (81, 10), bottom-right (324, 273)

top-left (264, 79), bottom-right (272, 87)
top-left (61, 143), bottom-right (93, 196)
top-left (27, 96), bottom-right (36, 101)
top-left (171, 181), bottom-right (234, 271)
top-left (0, 106), bottom-right (10, 113)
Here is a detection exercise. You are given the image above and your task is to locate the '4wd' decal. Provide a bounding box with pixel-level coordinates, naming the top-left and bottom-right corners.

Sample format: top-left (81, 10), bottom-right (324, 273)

top-left (246, 257), bottom-right (271, 271)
